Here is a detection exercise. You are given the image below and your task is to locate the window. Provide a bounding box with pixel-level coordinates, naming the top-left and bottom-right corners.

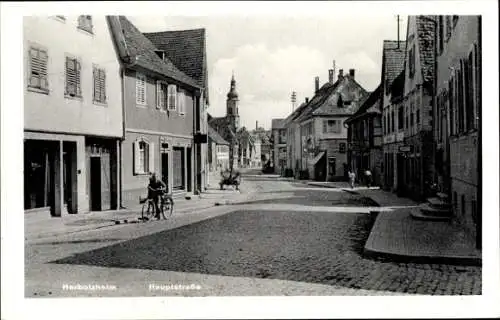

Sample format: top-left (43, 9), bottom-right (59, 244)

top-left (416, 109), bottom-right (420, 125)
top-left (449, 77), bottom-right (455, 135)
top-left (391, 110), bottom-right (395, 133)
top-left (324, 120), bottom-right (340, 134)
top-left (53, 16), bottom-right (66, 22)
top-left (465, 52), bottom-right (474, 131)
top-left (167, 84), bottom-right (177, 111)
top-left (93, 66), bottom-right (106, 104)
top-left (78, 15), bottom-right (93, 34)
top-left (136, 72), bottom-right (146, 105)
top-left (178, 90), bottom-right (186, 115)
top-left (65, 56), bottom-right (82, 98)
top-left (452, 15), bottom-right (459, 28)
top-left (458, 61), bottom-right (465, 133)
top-left (398, 106), bottom-right (404, 130)
top-left (438, 16), bottom-right (444, 54)
top-left (134, 139), bottom-right (154, 175)
top-left (446, 16), bottom-right (452, 41)
top-left (156, 81), bottom-right (167, 110)
top-left (339, 143), bottom-right (346, 153)
top-left (409, 45), bottom-right (416, 78)
top-left (474, 42), bottom-right (481, 130)
top-left (28, 46), bottom-right (48, 93)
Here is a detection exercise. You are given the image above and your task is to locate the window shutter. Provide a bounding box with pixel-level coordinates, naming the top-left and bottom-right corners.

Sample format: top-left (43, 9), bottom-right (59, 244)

top-left (76, 59), bottom-right (82, 96)
top-left (133, 140), bottom-right (140, 175)
top-left (168, 84), bottom-right (177, 110)
top-left (100, 69), bottom-right (106, 102)
top-left (149, 142), bottom-right (155, 174)
top-left (156, 81), bottom-right (162, 109)
top-left (66, 58), bottom-right (76, 96)
top-left (323, 120), bottom-right (327, 133)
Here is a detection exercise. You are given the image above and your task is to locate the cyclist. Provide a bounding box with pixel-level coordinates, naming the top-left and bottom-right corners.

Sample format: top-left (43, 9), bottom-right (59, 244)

top-left (147, 172), bottom-right (166, 220)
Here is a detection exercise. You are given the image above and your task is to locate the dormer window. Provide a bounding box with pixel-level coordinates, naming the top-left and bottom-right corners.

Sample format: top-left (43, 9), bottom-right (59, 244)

top-left (155, 50), bottom-right (165, 60)
top-left (77, 15), bottom-right (93, 34)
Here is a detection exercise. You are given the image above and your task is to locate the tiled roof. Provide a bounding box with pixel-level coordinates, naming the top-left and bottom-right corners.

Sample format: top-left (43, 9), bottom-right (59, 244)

top-left (383, 40), bottom-right (407, 87)
top-left (271, 118), bottom-right (286, 129)
top-left (111, 16), bottom-right (200, 89)
top-left (312, 78), bottom-right (368, 116)
top-left (144, 28), bottom-right (209, 104)
top-left (415, 16), bottom-right (436, 84)
top-left (345, 84), bottom-right (382, 124)
top-left (295, 82), bottom-right (337, 122)
top-left (208, 125), bottom-right (229, 145)
top-left (390, 69), bottom-right (405, 100)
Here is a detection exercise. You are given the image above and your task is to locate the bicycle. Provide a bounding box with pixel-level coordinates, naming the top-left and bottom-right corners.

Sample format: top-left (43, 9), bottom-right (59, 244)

top-left (140, 189), bottom-right (174, 221)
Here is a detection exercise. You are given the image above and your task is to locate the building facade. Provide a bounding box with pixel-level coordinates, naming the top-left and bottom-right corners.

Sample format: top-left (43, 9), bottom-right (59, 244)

top-left (379, 40), bottom-right (406, 192)
top-left (435, 15), bottom-right (481, 244)
top-left (144, 28), bottom-right (210, 193)
top-left (207, 125), bottom-right (230, 172)
top-left (24, 15), bottom-right (123, 217)
top-left (397, 16), bottom-right (436, 200)
top-left (296, 69), bottom-right (368, 181)
top-left (271, 119), bottom-right (287, 175)
top-left (346, 85), bottom-right (383, 185)
top-left (109, 16), bottom-right (203, 207)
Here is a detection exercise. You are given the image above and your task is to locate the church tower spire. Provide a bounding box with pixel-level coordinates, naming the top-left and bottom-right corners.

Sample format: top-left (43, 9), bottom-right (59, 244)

top-left (226, 73), bottom-right (240, 130)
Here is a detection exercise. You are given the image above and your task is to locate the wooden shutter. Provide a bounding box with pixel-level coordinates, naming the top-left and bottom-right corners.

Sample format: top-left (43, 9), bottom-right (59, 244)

top-left (323, 120), bottom-right (327, 133)
top-left (100, 69), bottom-right (106, 102)
top-left (66, 57), bottom-right (80, 97)
top-left (149, 142), bottom-right (155, 174)
top-left (133, 140), bottom-right (140, 174)
top-left (156, 81), bottom-right (162, 109)
top-left (136, 73), bottom-right (146, 105)
top-left (168, 85), bottom-right (176, 110)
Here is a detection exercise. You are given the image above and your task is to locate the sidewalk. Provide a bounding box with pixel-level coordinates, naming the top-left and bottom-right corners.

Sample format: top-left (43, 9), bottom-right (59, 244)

top-left (305, 183), bottom-right (481, 266)
top-left (25, 188), bottom-right (245, 242)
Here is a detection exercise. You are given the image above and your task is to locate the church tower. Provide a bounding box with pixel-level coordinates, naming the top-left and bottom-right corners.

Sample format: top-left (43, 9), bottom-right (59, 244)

top-left (226, 73), bottom-right (240, 130)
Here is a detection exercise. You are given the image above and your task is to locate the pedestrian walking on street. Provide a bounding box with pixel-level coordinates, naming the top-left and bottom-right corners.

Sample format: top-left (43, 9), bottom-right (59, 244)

top-left (364, 169), bottom-right (372, 188)
top-left (348, 169), bottom-right (356, 189)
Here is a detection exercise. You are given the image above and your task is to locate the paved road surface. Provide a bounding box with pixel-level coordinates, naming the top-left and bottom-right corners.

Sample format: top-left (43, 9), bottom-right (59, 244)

top-left (25, 170), bottom-right (481, 297)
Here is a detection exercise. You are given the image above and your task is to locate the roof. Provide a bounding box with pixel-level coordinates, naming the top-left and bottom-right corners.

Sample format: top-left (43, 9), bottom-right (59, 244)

top-left (382, 40), bottom-right (407, 88)
top-left (345, 84), bottom-right (382, 124)
top-left (144, 28), bottom-right (209, 104)
top-left (271, 118), bottom-right (286, 129)
top-left (109, 16), bottom-right (200, 89)
top-left (415, 16), bottom-right (436, 84)
top-left (390, 69), bottom-right (405, 100)
top-left (208, 125), bottom-right (229, 145)
top-left (295, 82), bottom-right (337, 122)
top-left (311, 77), bottom-right (368, 116)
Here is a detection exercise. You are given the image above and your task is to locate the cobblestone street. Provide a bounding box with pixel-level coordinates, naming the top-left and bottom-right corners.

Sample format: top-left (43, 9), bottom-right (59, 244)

top-left (25, 173), bottom-right (481, 297)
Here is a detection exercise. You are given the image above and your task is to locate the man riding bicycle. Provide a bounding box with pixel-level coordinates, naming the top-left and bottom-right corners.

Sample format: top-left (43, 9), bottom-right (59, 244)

top-left (147, 172), bottom-right (167, 219)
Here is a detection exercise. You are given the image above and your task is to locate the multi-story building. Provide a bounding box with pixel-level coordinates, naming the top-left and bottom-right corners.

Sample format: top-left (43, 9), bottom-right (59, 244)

top-left (24, 16), bottom-right (123, 217)
top-left (379, 40), bottom-right (406, 192)
top-left (284, 100), bottom-right (308, 177)
top-left (295, 69), bottom-right (368, 181)
top-left (144, 28), bottom-right (210, 193)
top-left (271, 119), bottom-right (287, 175)
top-left (207, 125), bottom-right (230, 172)
top-left (108, 16), bottom-right (203, 207)
top-left (345, 84), bottom-right (383, 185)
top-left (395, 16), bottom-right (436, 200)
top-left (435, 15), bottom-right (481, 245)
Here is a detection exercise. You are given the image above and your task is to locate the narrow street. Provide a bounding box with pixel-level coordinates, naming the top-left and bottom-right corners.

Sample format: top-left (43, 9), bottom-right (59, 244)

top-left (25, 170), bottom-right (481, 297)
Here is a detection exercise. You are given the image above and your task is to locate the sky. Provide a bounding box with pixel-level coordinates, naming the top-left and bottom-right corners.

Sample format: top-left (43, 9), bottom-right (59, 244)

top-left (128, 15), bottom-right (407, 130)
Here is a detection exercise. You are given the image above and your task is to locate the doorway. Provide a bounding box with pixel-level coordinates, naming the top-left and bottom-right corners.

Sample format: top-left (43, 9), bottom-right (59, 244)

top-left (397, 153), bottom-right (405, 196)
top-left (186, 147), bottom-right (192, 192)
top-left (90, 157), bottom-right (102, 211)
top-left (161, 152), bottom-right (169, 191)
top-left (63, 141), bottom-right (77, 214)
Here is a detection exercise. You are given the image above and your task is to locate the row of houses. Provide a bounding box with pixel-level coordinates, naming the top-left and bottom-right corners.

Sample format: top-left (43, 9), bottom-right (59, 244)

top-left (276, 68), bottom-right (368, 180)
top-left (346, 15), bottom-right (481, 247)
top-left (24, 15), bottom-right (210, 217)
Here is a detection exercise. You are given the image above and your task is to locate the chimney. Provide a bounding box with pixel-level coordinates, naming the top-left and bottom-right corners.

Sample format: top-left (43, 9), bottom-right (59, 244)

top-left (256, 121), bottom-right (258, 130)
top-left (315, 77), bottom-right (320, 93)
top-left (328, 69), bottom-right (334, 84)
top-left (338, 69), bottom-right (344, 80)
top-left (305, 97), bottom-right (309, 103)
top-left (349, 69), bottom-right (355, 79)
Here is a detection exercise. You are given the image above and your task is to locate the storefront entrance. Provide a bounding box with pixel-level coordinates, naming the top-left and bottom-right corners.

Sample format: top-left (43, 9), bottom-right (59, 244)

top-left (173, 147), bottom-right (185, 191)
